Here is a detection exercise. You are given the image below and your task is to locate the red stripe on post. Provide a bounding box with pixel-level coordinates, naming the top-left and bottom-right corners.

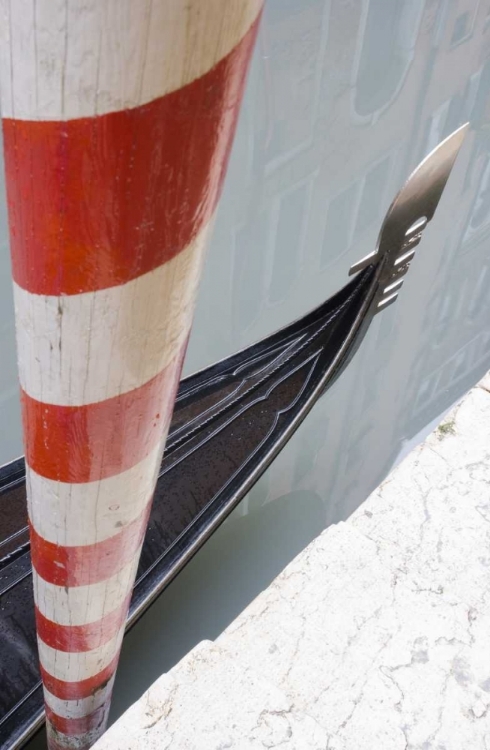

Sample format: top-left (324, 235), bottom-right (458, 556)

top-left (35, 595), bottom-right (131, 652)
top-left (21, 350), bottom-right (184, 484)
top-left (40, 655), bottom-right (119, 701)
top-left (30, 498), bottom-right (150, 586)
top-left (3, 18), bottom-right (259, 296)
top-left (45, 704), bottom-right (108, 736)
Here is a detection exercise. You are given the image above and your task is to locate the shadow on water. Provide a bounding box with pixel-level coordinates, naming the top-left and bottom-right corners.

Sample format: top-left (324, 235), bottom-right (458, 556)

top-left (110, 489), bottom-right (324, 721)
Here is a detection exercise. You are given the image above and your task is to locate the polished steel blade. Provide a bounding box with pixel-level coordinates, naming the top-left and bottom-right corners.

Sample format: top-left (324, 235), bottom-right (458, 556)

top-left (350, 123), bottom-right (469, 276)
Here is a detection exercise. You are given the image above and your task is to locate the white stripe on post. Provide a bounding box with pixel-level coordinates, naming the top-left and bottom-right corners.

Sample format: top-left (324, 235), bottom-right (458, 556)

top-left (38, 629), bottom-right (125, 683)
top-left (43, 678), bottom-right (116, 722)
top-left (0, 0), bottom-right (263, 120)
top-left (33, 556), bottom-right (141, 627)
top-left (27, 446), bottom-right (162, 547)
top-left (14, 225), bottom-right (210, 406)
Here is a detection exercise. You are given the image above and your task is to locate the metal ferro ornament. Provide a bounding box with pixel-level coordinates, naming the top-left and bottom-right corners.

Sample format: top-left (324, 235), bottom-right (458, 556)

top-left (0, 2), bottom-right (263, 748)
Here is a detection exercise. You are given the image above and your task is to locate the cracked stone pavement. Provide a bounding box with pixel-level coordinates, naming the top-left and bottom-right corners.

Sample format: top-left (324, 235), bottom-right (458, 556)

top-left (95, 374), bottom-right (490, 749)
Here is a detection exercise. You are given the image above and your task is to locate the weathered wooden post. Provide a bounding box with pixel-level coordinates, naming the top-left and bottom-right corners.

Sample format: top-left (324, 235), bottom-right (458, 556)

top-left (0, 1), bottom-right (262, 747)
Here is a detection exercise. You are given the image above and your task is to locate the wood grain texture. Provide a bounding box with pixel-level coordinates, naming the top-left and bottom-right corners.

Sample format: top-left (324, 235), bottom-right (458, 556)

top-left (0, 1), bottom-right (262, 746)
top-left (38, 627), bottom-right (126, 683)
top-left (43, 677), bottom-right (115, 721)
top-left (33, 555), bottom-right (141, 627)
top-left (3, 29), bottom-right (254, 296)
top-left (20, 346), bottom-right (183, 483)
top-left (36, 597), bottom-right (131, 652)
top-left (40, 652), bottom-right (122, 701)
top-left (27, 446), bottom-right (162, 546)
top-left (14, 228), bottom-right (209, 405)
top-left (0, 0), bottom-right (262, 120)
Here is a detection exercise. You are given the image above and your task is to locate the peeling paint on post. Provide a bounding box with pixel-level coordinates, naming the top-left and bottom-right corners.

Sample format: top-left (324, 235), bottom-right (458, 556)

top-left (0, 2), bottom-right (262, 748)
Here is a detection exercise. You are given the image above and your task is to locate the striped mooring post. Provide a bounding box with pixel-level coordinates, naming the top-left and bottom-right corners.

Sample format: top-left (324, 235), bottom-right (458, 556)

top-left (0, 2), bottom-right (262, 748)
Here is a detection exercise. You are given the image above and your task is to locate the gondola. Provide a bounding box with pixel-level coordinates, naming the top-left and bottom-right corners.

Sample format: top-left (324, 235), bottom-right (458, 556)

top-left (0, 125), bottom-right (467, 750)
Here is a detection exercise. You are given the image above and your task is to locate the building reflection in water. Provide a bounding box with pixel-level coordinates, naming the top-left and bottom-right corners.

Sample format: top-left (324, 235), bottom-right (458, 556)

top-left (187, 0), bottom-right (490, 521)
